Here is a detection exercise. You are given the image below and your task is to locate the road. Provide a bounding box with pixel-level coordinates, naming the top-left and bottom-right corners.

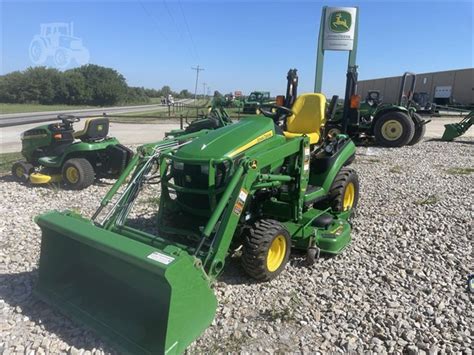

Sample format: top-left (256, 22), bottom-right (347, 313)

top-left (0, 99), bottom-right (194, 127)
top-left (1, 115), bottom-right (471, 154)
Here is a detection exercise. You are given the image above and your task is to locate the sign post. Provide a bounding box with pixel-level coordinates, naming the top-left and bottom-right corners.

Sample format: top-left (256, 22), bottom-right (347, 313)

top-left (314, 6), bottom-right (359, 92)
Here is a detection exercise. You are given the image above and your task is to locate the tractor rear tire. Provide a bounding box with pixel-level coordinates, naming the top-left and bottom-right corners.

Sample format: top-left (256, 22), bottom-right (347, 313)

top-left (325, 167), bottom-right (359, 213)
top-left (407, 114), bottom-right (426, 145)
top-left (62, 158), bottom-right (95, 190)
top-left (374, 111), bottom-right (415, 147)
top-left (241, 219), bottom-right (291, 281)
top-left (12, 161), bottom-right (34, 183)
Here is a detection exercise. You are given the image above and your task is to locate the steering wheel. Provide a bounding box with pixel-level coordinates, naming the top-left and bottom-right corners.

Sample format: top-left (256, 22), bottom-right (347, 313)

top-left (58, 114), bottom-right (80, 124)
top-left (259, 105), bottom-right (293, 123)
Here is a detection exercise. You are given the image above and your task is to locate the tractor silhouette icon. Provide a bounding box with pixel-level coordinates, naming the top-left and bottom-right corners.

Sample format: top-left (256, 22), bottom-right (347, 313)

top-left (29, 22), bottom-right (90, 69)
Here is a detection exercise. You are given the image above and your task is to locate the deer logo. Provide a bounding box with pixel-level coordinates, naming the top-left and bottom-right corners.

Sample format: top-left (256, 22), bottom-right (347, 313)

top-left (329, 11), bottom-right (352, 33)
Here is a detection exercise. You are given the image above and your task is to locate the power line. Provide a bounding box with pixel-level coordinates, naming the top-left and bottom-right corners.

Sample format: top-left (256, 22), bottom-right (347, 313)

top-left (191, 65), bottom-right (205, 102)
top-left (177, 0), bottom-right (199, 61)
top-left (137, 0), bottom-right (170, 42)
top-left (162, 0), bottom-right (196, 61)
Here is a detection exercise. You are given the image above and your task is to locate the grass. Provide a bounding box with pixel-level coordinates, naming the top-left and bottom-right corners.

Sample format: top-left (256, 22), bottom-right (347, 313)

top-left (110, 99), bottom-right (211, 123)
top-left (415, 195), bottom-right (440, 205)
top-left (389, 165), bottom-right (403, 174)
top-left (0, 151), bottom-right (23, 174)
top-left (358, 157), bottom-right (381, 164)
top-left (0, 99), bottom-right (167, 114)
top-left (262, 291), bottom-right (302, 323)
top-left (445, 167), bottom-right (474, 175)
top-left (0, 103), bottom-right (95, 114)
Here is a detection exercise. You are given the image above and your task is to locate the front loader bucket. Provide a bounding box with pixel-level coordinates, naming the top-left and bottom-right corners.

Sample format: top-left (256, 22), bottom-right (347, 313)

top-left (441, 123), bottom-right (462, 141)
top-left (34, 211), bottom-right (217, 355)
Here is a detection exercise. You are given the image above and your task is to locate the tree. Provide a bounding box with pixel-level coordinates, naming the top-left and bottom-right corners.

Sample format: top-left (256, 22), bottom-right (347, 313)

top-left (178, 89), bottom-right (191, 98)
top-left (62, 70), bottom-right (90, 104)
top-left (70, 64), bottom-right (128, 105)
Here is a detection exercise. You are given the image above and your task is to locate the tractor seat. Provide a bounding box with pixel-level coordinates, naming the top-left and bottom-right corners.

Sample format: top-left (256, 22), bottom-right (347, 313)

top-left (284, 93), bottom-right (326, 144)
top-left (74, 117), bottom-right (110, 142)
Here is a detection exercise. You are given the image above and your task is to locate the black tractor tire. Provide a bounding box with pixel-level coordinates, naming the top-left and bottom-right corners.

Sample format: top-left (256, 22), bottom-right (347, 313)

top-left (326, 167), bottom-right (359, 213)
top-left (373, 111), bottom-right (415, 147)
top-left (407, 114), bottom-right (426, 145)
top-left (241, 219), bottom-right (291, 281)
top-left (62, 158), bottom-right (95, 190)
top-left (12, 161), bottom-right (34, 183)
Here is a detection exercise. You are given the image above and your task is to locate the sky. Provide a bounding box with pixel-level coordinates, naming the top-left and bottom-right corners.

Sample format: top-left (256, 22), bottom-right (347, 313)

top-left (1, 0), bottom-right (473, 97)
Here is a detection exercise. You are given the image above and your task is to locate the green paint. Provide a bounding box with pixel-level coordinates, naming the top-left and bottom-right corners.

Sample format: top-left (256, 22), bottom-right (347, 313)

top-left (329, 11), bottom-right (352, 33)
top-left (35, 114), bottom-right (358, 353)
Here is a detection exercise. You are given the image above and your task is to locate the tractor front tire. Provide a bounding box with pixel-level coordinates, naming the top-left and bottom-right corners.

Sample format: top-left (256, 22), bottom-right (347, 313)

top-left (12, 161), bottom-right (34, 183)
top-left (62, 158), bottom-right (95, 190)
top-left (407, 114), bottom-right (426, 145)
top-left (374, 111), bottom-right (415, 147)
top-left (242, 219), bottom-right (291, 281)
top-left (326, 167), bottom-right (359, 213)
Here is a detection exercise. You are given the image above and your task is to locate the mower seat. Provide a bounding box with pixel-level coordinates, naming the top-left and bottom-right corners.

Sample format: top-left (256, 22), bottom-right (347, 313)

top-left (284, 93), bottom-right (326, 144)
top-left (74, 117), bottom-right (109, 142)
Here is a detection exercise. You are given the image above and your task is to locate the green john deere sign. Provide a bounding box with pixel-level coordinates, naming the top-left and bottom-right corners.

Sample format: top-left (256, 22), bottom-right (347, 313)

top-left (329, 11), bottom-right (352, 33)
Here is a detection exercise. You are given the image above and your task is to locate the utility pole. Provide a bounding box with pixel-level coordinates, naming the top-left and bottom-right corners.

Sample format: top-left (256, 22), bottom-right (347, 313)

top-left (202, 82), bottom-right (207, 98)
top-left (191, 65), bottom-right (205, 102)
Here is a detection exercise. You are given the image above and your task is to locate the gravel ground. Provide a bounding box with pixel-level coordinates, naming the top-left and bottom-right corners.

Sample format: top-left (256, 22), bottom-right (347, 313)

top-left (1, 138), bottom-right (473, 354)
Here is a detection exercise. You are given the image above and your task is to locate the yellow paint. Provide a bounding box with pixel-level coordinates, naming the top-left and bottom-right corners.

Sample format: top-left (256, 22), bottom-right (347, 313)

top-left (65, 166), bottom-right (80, 184)
top-left (266, 235), bottom-right (286, 272)
top-left (15, 166), bottom-right (25, 178)
top-left (30, 173), bottom-right (62, 184)
top-left (228, 130), bottom-right (273, 157)
top-left (343, 182), bottom-right (355, 210)
top-left (284, 93), bottom-right (326, 144)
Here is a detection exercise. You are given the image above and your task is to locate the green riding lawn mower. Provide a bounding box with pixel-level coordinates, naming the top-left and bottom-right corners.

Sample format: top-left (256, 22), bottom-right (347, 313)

top-left (326, 71), bottom-right (430, 147)
top-left (11, 115), bottom-right (133, 189)
top-left (34, 79), bottom-right (360, 353)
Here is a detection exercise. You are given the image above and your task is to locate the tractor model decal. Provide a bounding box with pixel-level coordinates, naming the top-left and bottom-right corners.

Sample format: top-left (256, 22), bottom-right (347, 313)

top-left (330, 11), bottom-right (352, 33)
top-left (29, 22), bottom-right (90, 69)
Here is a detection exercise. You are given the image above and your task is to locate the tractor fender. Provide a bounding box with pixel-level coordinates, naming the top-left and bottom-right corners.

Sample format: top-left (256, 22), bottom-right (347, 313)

top-left (310, 139), bottom-right (357, 193)
top-left (43, 138), bottom-right (121, 168)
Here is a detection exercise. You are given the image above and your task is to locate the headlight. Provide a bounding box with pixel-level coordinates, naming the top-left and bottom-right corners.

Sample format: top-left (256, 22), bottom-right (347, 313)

top-left (173, 161), bottom-right (184, 170)
top-left (200, 164), bottom-right (209, 174)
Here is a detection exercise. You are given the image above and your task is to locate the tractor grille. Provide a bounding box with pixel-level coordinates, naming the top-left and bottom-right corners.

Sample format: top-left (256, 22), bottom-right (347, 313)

top-left (171, 162), bottom-right (230, 212)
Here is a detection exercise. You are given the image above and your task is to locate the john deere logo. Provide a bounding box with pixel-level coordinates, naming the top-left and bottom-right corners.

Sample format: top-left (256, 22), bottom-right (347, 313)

top-left (330, 11), bottom-right (352, 33)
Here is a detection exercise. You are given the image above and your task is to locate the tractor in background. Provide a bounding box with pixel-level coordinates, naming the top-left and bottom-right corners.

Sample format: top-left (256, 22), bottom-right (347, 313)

top-left (326, 71), bottom-right (430, 147)
top-left (242, 91), bottom-right (273, 114)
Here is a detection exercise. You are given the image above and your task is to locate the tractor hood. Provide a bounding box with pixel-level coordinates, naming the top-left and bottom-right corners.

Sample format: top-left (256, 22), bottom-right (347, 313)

top-left (176, 117), bottom-right (277, 160)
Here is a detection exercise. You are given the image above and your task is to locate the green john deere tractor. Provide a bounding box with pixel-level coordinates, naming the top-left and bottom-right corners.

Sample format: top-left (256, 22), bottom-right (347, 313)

top-left (242, 91), bottom-right (273, 114)
top-left (12, 115), bottom-right (133, 189)
top-left (34, 83), bottom-right (359, 353)
top-left (327, 71), bottom-right (430, 147)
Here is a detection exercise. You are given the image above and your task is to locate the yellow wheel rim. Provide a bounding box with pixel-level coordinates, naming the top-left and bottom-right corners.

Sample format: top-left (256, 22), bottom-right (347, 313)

top-left (266, 235), bottom-right (286, 272)
top-left (65, 166), bottom-right (79, 184)
top-left (343, 182), bottom-right (355, 210)
top-left (381, 120), bottom-right (403, 141)
top-left (15, 166), bottom-right (25, 178)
